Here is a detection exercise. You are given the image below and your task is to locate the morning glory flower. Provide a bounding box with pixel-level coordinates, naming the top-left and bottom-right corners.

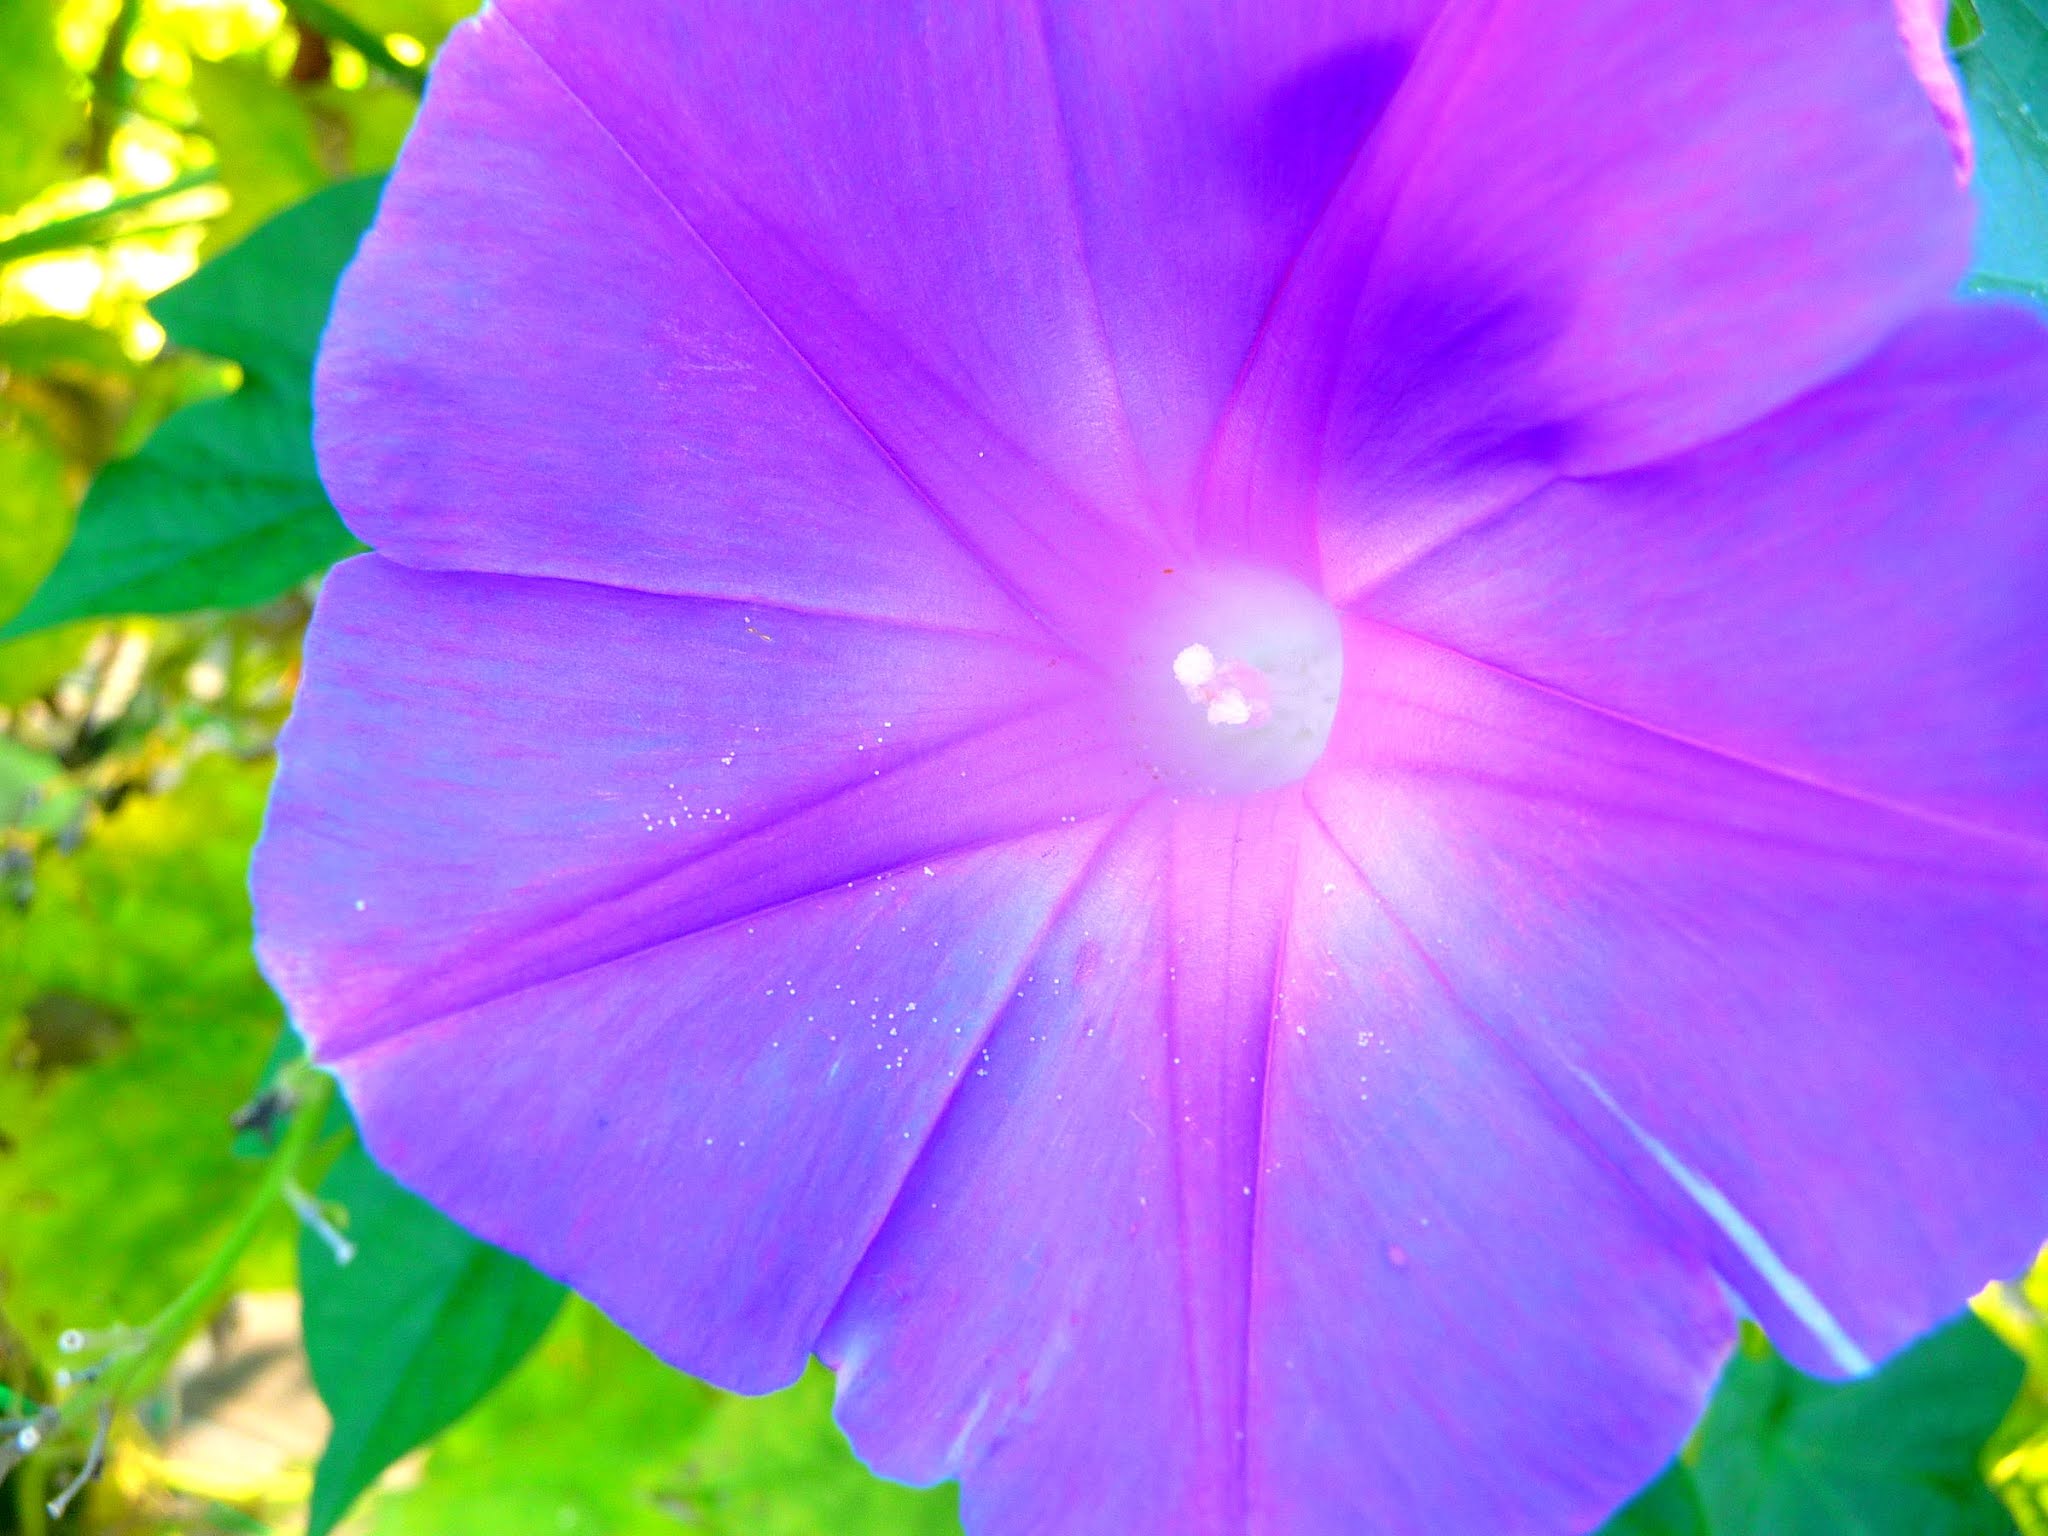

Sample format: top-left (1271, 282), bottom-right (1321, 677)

top-left (253, 0), bottom-right (2048, 1530)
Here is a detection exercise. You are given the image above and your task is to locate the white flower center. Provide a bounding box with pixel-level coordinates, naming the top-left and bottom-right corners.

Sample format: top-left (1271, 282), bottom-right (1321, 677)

top-left (1129, 569), bottom-right (1343, 792)
top-left (1172, 643), bottom-right (1273, 728)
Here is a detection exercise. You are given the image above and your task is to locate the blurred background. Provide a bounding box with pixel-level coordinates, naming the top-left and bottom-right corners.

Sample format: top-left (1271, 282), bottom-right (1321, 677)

top-left (0, 0), bottom-right (2044, 1532)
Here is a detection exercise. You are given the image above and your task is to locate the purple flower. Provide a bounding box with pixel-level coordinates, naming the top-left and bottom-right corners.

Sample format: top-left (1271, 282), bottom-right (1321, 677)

top-left (253, 1), bottom-right (2048, 1530)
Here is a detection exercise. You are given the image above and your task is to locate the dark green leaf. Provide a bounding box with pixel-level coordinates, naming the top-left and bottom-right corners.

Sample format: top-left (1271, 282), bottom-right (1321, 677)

top-left (2, 178), bottom-right (382, 639)
top-left (1958, 0), bottom-right (2048, 308)
top-left (1693, 1316), bottom-right (2024, 1535)
top-left (1598, 1461), bottom-right (1709, 1536)
top-left (301, 1139), bottom-right (566, 1536)
top-left (154, 173), bottom-right (385, 386)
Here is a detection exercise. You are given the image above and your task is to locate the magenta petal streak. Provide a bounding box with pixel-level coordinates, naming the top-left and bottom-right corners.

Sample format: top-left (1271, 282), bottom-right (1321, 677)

top-left (257, 1), bottom-right (2048, 1532)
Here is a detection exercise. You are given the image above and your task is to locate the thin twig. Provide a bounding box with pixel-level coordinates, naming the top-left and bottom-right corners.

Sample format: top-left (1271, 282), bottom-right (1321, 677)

top-left (85, 0), bottom-right (144, 172)
top-left (284, 0), bottom-right (428, 94)
top-left (44, 1404), bottom-right (111, 1520)
top-left (0, 169), bottom-right (220, 268)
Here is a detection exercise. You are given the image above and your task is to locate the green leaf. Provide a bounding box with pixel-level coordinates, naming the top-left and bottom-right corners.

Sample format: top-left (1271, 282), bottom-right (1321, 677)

top-left (1958, 0), bottom-right (2048, 308)
top-left (2, 179), bottom-right (381, 639)
top-left (153, 174), bottom-right (384, 391)
top-left (313, 81), bottom-right (422, 175)
top-left (1693, 1316), bottom-right (2025, 1535)
top-left (1598, 1462), bottom-right (1709, 1536)
top-left (301, 1139), bottom-right (567, 1536)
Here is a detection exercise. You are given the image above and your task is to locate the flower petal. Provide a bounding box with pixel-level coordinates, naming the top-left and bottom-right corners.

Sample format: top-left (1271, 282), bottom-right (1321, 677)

top-left (822, 795), bottom-right (1728, 1534)
top-left (1251, 815), bottom-right (1730, 1530)
top-left (254, 557), bottom-right (1147, 1060)
top-left (1363, 304), bottom-right (2048, 846)
top-left (318, 7), bottom-right (1115, 638)
top-left (320, 2), bottom-right (1478, 624)
top-left (822, 797), bottom-right (1289, 1528)
top-left (327, 815), bottom-right (1120, 1391)
top-left (1310, 611), bottom-right (2048, 1376)
top-left (1025, 0), bottom-right (1442, 511)
top-left (1895, 0), bottom-right (1973, 178)
top-left (1324, 308), bottom-right (2048, 1369)
top-left (1213, 0), bottom-right (1970, 588)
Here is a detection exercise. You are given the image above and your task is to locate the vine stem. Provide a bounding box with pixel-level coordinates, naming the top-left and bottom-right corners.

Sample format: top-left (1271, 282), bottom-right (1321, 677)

top-left (30, 1066), bottom-right (337, 1495)
top-left (17, 1453), bottom-right (48, 1536)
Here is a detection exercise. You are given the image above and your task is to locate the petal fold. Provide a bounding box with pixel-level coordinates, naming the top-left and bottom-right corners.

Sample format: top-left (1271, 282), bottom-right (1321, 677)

top-left (1310, 614), bottom-right (2048, 1375)
top-left (1364, 304), bottom-right (2048, 846)
top-left (1216, 0), bottom-right (1970, 587)
top-left (256, 557), bottom-right (1146, 1058)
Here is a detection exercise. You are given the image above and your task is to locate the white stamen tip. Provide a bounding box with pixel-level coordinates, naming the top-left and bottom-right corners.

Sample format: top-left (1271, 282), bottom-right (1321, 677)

top-left (1206, 690), bottom-right (1252, 727)
top-left (1172, 643), bottom-right (1216, 689)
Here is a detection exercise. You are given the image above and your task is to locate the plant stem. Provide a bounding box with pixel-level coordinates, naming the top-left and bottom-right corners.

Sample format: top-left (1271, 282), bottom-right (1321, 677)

top-left (39, 1068), bottom-right (336, 1452)
top-left (0, 169), bottom-right (220, 268)
top-left (284, 0), bottom-right (429, 95)
top-left (16, 1452), bottom-right (47, 1536)
top-left (86, 0), bottom-right (144, 173)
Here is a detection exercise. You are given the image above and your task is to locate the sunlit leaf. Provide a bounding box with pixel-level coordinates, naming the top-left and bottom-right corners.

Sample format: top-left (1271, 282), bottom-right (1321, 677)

top-left (192, 57), bottom-right (330, 254)
top-left (0, 736), bottom-right (80, 835)
top-left (654, 1364), bottom-right (964, 1536)
top-left (302, 1139), bottom-right (565, 1536)
top-left (1693, 1317), bottom-right (2024, 1535)
top-left (0, 411), bottom-right (83, 702)
top-left (0, 1), bottom-right (80, 214)
top-left (0, 317), bottom-right (136, 379)
top-left (358, 1302), bottom-right (961, 1536)
top-left (2, 179), bottom-right (380, 639)
top-left (313, 82), bottom-right (421, 175)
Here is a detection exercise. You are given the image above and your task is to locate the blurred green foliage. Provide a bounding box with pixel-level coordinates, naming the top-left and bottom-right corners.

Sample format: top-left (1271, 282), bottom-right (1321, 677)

top-left (0, 0), bottom-right (2046, 1533)
top-left (0, 754), bottom-right (289, 1340)
top-left (357, 1308), bottom-right (962, 1536)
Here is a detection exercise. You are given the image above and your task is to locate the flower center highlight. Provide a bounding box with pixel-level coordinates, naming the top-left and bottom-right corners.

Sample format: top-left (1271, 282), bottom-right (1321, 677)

top-left (1128, 568), bottom-right (1343, 793)
top-left (1172, 643), bottom-right (1273, 728)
